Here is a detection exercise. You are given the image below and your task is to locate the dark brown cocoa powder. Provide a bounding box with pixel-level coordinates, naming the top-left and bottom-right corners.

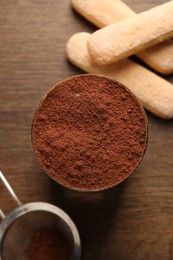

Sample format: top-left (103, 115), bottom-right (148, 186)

top-left (26, 227), bottom-right (70, 260)
top-left (31, 74), bottom-right (147, 191)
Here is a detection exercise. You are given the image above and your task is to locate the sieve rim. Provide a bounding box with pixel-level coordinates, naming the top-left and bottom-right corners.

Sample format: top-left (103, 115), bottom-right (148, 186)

top-left (0, 202), bottom-right (81, 260)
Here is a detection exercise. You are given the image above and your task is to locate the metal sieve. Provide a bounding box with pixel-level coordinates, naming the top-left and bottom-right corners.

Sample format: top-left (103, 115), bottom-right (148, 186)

top-left (0, 171), bottom-right (81, 260)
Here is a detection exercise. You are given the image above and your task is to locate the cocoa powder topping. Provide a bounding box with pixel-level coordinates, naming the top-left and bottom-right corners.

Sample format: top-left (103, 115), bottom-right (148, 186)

top-left (31, 74), bottom-right (147, 191)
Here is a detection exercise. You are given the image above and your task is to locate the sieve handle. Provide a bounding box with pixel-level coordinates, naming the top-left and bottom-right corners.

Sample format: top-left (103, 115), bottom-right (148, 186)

top-left (0, 170), bottom-right (22, 219)
top-left (0, 209), bottom-right (5, 219)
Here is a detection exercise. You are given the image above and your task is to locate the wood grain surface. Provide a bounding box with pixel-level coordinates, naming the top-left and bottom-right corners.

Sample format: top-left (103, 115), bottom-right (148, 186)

top-left (0, 0), bottom-right (173, 259)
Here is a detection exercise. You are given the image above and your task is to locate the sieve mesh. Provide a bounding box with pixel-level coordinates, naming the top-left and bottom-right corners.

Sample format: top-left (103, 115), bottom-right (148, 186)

top-left (1, 210), bottom-right (75, 260)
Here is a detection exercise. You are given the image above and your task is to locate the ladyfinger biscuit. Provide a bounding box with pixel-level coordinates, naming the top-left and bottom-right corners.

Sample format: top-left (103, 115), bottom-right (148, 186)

top-left (66, 32), bottom-right (173, 119)
top-left (72, 0), bottom-right (134, 28)
top-left (72, 0), bottom-right (173, 74)
top-left (87, 1), bottom-right (173, 65)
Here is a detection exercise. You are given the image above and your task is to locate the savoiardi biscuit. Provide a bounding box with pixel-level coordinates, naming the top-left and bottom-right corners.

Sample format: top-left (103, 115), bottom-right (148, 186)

top-left (87, 1), bottom-right (173, 65)
top-left (72, 0), bottom-right (173, 74)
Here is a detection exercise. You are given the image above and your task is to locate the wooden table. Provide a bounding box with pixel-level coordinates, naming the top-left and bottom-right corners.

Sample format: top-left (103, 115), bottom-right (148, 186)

top-left (0, 0), bottom-right (173, 259)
